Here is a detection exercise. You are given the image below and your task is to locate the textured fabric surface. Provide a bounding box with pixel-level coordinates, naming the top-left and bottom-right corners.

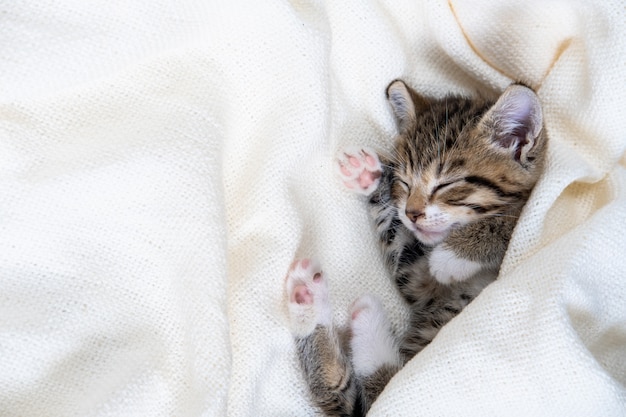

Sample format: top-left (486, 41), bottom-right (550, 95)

top-left (1, 1), bottom-right (625, 416)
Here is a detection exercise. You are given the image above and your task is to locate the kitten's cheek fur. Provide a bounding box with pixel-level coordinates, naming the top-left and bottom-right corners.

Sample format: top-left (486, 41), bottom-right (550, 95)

top-left (350, 295), bottom-right (401, 377)
top-left (429, 245), bottom-right (483, 285)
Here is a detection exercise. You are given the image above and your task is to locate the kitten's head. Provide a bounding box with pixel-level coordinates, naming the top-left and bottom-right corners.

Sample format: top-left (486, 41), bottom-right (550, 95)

top-left (386, 80), bottom-right (547, 246)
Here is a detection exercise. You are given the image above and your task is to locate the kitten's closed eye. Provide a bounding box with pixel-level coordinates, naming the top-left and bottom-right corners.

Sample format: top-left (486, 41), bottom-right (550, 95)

top-left (397, 179), bottom-right (410, 191)
top-left (432, 181), bottom-right (454, 194)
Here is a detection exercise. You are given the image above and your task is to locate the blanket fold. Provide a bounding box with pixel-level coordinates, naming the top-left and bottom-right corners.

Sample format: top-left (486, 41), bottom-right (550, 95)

top-left (0, 1), bottom-right (624, 416)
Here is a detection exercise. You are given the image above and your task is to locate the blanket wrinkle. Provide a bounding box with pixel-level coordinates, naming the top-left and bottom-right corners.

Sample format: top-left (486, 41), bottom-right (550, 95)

top-left (0, 1), bottom-right (625, 416)
top-left (447, 0), bottom-right (511, 81)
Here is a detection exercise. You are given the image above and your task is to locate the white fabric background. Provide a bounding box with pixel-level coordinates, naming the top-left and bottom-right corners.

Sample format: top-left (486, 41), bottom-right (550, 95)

top-left (0, 1), bottom-right (624, 416)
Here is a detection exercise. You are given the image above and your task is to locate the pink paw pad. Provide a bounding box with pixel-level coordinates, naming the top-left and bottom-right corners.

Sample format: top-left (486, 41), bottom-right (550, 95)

top-left (286, 258), bottom-right (325, 304)
top-left (285, 258), bottom-right (331, 335)
top-left (292, 285), bottom-right (313, 304)
top-left (337, 146), bottom-right (382, 196)
top-left (288, 259), bottom-right (321, 305)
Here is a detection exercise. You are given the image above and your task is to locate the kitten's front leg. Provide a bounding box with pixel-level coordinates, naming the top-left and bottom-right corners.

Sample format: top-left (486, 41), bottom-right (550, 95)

top-left (429, 216), bottom-right (515, 284)
top-left (286, 259), bottom-right (357, 417)
top-left (337, 146), bottom-right (382, 196)
top-left (337, 146), bottom-right (409, 272)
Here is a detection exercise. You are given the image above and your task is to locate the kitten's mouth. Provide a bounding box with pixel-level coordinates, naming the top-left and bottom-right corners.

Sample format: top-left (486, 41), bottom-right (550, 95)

top-left (412, 223), bottom-right (459, 246)
top-left (414, 226), bottom-right (448, 244)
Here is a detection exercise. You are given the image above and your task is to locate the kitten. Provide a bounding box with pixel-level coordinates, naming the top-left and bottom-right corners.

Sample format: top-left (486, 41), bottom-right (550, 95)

top-left (286, 80), bottom-right (547, 416)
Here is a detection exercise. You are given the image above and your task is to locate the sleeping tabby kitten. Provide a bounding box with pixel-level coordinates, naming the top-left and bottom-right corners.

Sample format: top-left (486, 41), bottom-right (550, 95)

top-left (286, 80), bottom-right (547, 416)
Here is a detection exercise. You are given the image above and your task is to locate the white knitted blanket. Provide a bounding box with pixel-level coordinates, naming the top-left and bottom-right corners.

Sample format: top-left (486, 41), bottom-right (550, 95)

top-left (1, 1), bottom-right (624, 416)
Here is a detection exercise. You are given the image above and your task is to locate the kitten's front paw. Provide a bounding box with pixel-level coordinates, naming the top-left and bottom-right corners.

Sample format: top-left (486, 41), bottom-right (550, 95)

top-left (286, 258), bottom-right (332, 337)
top-left (337, 147), bottom-right (382, 196)
top-left (429, 245), bottom-right (483, 285)
top-left (349, 295), bottom-right (400, 376)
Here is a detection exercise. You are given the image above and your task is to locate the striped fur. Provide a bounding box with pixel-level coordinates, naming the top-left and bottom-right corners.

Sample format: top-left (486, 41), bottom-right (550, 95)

top-left (288, 80), bottom-right (547, 416)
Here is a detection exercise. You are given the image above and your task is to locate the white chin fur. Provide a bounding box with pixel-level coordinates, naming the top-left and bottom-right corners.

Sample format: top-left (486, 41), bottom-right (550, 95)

top-left (413, 227), bottom-right (448, 246)
top-left (398, 202), bottom-right (450, 246)
top-left (399, 214), bottom-right (448, 246)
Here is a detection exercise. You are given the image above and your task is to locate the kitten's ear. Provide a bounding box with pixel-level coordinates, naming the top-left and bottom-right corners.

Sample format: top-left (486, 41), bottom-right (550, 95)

top-left (386, 80), bottom-right (428, 132)
top-left (481, 84), bottom-right (543, 163)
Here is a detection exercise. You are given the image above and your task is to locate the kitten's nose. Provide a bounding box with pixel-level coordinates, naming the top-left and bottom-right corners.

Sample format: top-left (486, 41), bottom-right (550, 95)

top-left (405, 209), bottom-right (424, 223)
